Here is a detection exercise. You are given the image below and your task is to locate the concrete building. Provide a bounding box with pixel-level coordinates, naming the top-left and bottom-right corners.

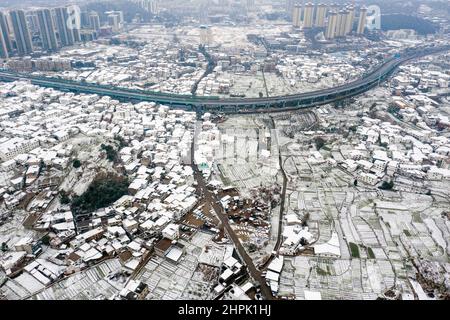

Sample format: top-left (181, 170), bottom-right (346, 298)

top-left (107, 14), bottom-right (120, 32)
top-left (292, 4), bottom-right (301, 28)
top-left (0, 24), bottom-right (8, 59)
top-left (329, 2), bottom-right (339, 13)
top-left (10, 10), bottom-right (33, 56)
top-left (149, 0), bottom-right (161, 15)
top-left (27, 13), bottom-right (39, 34)
top-left (245, 0), bottom-right (256, 10)
top-left (303, 2), bottom-right (314, 29)
top-left (89, 12), bottom-right (101, 31)
top-left (0, 12), bottom-right (12, 58)
top-left (106, 11), bottom-right (124, 25)
top-left (325, 11), bottom-right (337, 39)
top-left (336, 10), bottom-right (348, 37)
top-left (36, 9), bottom-right (58, 51)
top-left (359, 172), bottom-right (378, 185)
top-left (315, 3), bottom-right (327, 28)
top-left (72, 28), bottom-right (81, 43)
top-left (162, 223), bottom-right (180, 240)
top-left (140, 0), bottom-right (160, 15)
top-left (357, 7), bottom-right (367, 35)
top-left (0, 137), bottom-right (39, 161)
top-left (334, 10), bottom-right (342, 37)
top-left (54, 7), bottom-right (75, 47)
top-left (106, 11), bottom-right (123, 32)
top-left (345, 6), bottom-right (354, 35)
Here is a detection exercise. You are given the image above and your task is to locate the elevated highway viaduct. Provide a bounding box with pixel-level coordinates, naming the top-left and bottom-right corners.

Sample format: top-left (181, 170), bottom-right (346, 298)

top-left (0, 45), bottom-right (448, 114)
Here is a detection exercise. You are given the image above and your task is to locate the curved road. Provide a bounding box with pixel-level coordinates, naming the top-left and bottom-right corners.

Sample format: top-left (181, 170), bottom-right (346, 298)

top-left (0, 45), bottom-right (448, 113)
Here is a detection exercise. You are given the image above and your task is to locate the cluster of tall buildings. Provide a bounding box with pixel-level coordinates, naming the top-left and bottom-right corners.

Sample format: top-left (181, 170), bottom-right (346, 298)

top-left (0, 7), bottom-right (127, 59)
top-left (289, 2), bottom-right (368, 40)
top-left (0, 13), bottom-right (12, 59)
top-left (87, 12), bottom-right (101, 31)
top-left (0, 10), bottom-right (32, 58)
top-left (106, 11), bottom-right (124, 32)
top-left (0, 7), bottom-right (83, 59)
top-left (131, 0), bottom-right (161, 15)
top-left (325, 5), bottom-right (355, 39)
top-left (292, 3), bottom-right (327, 28)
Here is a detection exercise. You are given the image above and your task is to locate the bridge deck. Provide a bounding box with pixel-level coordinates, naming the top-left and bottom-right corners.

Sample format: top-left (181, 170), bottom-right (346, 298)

top-left (0, 46), bottom-right (448, 114)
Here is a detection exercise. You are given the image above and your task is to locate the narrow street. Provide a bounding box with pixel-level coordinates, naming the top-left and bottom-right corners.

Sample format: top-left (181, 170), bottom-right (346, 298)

top-left (190, 122), bottom-right (274, 300)
top-left (259, 117), bottom-right (288, 271)
top-left (258, 151), bottom-right (288, 271)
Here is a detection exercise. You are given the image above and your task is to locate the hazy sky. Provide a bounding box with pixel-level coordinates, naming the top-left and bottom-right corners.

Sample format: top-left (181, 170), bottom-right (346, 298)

top-left (0, 0), bottom-right (446, 10)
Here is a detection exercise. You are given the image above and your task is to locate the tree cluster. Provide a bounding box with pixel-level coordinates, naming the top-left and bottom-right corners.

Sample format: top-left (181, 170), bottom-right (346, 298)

top-left (379, 180), bottom-right (394, 190)
top-left (71, 176), bottom-right (128, 215)
top-left (101, 144), bottom-right (118, 162)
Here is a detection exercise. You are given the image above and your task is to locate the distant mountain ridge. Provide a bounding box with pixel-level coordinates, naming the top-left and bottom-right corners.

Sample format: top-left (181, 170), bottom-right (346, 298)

top-left (381, 14), bottom-right (438, 35)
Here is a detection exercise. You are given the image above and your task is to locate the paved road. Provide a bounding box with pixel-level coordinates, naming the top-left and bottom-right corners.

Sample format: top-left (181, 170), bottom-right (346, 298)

top-left (190, 125), bottom-right (274, 300)
top-left (258, 119), bottom-right (288, 271)
top-left (0, 45), bottom-right (447, 112)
